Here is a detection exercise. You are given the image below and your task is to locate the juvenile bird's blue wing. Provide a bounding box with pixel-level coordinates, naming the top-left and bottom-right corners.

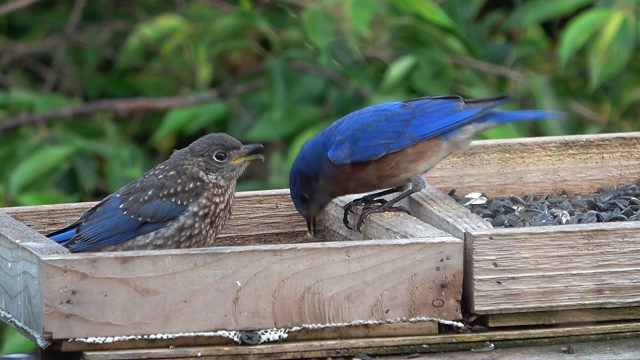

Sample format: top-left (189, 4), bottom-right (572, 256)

top-left (48, 195), bottom-right (187, 252)
top-left (47, 169), bottom-right (194, 253)
top-left (326, 95), bottom-right (552, 164)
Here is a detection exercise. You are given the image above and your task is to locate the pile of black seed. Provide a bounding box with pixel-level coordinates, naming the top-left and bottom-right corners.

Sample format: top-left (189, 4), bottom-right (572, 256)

top-left (448, 184), bottom-right (640, 228)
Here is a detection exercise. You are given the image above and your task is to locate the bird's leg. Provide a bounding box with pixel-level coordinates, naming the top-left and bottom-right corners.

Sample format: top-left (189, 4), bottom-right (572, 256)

top-left (343, 186), bottom-right (402, 229)
top-left (355, 175), bottom-right (427, 231)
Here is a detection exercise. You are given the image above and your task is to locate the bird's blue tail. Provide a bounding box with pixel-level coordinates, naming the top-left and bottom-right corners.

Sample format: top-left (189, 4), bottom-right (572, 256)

top-left (48, 229), bottom-right (76, 247)
top-left (490, 110), bottom-right (566, 124)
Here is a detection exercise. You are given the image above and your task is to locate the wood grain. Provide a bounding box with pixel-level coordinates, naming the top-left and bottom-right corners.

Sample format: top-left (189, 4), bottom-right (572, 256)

top-left (485, 306), bottom-right (640, 327)
top-left (425, 132), bottom-right (640, 197)
top-left (468, 222), bottom-right (640, 314)
top-left (40, 237), bottom-right (462, 339)
top-left (0, 212), bottom-right (68, 348)
top-left (78, 321), bottom-right (640, 359)
top-left (322, 194), bottom-right (453, 241)
top-left (406, 184), bottom-right (492, 240)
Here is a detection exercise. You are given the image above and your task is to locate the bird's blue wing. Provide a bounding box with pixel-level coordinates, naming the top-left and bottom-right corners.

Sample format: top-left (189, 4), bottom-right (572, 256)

top-left (326, 96), bottom-right (508, 164)
top-left (48, 195), bottom-right (187, 252)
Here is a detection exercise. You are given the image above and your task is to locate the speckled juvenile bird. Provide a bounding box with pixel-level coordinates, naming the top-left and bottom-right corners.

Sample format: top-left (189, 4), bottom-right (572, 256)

top-left (48, 133), bottom-right (263, 252)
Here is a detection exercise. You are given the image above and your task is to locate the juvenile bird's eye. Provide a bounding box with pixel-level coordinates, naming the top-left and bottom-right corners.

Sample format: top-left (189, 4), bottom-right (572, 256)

top-left (213, 150), bottom-right (229, 162)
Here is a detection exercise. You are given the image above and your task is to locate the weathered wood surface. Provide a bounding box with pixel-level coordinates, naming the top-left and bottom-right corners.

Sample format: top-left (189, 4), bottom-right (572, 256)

top-left (399, 337), bottom-right (640, 360)
top-left (425, 132), bottom-right (640, 197)
top-left (41, 237), bottom-right (462, 339)
top-left (9, 336), bottom-right (640, 360)
top-left (468, 222), bottom-right (640, 314)
top-left (485, 306), bottom-right (640, 327)
top-left (0, 212), bottom-right (68, 349)
top-left (75, 321), bottom-right (640, 359)
top-left (406, 183), bottom-right (492, 240)
top-left (323, 194), bottom-right (453, 241)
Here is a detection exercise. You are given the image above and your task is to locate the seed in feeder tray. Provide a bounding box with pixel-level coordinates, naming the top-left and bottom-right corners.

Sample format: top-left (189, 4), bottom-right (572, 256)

top-left (448, 184), bottom-right (640, 228)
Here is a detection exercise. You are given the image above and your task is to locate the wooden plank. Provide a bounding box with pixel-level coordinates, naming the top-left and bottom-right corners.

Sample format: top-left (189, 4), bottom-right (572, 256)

top-left (425, 132), bottom-right (640, 197)
top-left (40, 237), bottom-right (462, 339)
top-left (407, 184), bottom-right (492, 240)
top-left (485, 307), bottom-right (640, 327)
top-left (322, 194), bottom-right (453, 241)
top-left (79, 322), bottom-right (640, 359)
top-left (393, 337), bottom-right (640, 360)
top-left (405, 184), bottom-right (493, 314)
top-left (59, 321), bottom-right (439, 352)
top-left (12, 337), bottom-right (640, 359)
top-left (0, 212), bottom-right (68, 349)
top-left (468, 222), bottom-right (640, 314)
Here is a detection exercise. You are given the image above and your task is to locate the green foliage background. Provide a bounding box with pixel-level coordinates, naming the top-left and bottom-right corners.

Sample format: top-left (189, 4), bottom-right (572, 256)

top-left (0, 0), bottom-right (638, 353)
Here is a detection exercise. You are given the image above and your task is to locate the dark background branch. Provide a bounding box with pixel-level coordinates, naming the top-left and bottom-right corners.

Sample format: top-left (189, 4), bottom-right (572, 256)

top-left (0, 79), bottom-right (265, 133)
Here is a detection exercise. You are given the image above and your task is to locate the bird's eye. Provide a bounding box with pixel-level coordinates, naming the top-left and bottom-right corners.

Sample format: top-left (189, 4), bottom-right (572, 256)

top-left (213, 150), bottom-right (229, 162)
top-left (298, 193), bottom-right (310, 205)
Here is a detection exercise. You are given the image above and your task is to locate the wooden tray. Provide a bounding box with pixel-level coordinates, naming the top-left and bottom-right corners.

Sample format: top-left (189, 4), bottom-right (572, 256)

top-left (421, 131), bottom-right (640, 325)
top-left (0, 190), bottom-right (462, 350)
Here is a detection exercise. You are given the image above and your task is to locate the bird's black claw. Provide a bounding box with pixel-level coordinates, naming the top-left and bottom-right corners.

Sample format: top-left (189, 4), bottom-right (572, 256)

top-left (355, 204), bottom-right (412, 232)
top-left (344, 196), bottom-right (394, 232)
top-left (386, 205), bottom-right (411, 215)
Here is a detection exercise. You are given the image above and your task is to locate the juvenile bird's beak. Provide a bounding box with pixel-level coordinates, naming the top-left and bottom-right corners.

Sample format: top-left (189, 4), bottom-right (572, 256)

top-left (231, 144), bottom-right (264, 164)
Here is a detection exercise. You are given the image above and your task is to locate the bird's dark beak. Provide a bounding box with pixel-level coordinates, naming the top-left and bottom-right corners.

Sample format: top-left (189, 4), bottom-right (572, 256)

top-left (304, 215), bottom-right (315, 241)
top-left (231, 144), bottom-right (264, 164)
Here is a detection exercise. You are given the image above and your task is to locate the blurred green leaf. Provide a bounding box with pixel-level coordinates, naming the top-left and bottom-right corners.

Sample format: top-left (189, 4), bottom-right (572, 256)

top-left (393, 0), bottom-right (456, 30)
top-left (116, 13), bottom-right (190, 70)
top-left (410, 54), bottom-right (453, 95)
top-left (558, 8), bottom-right (613, 68)
top-left (70, 153), bottom-right (99, 195)
top-left (0, 89), bottom-right (76, 113)
top-left (151, 102), bottom-right (230, 143)
top-left (528, 76), bottom-right (570, 135)
top-left (33, 93), bottom-right (77, 113)
top-left (346, 0), bottom-right (377, 35)
top-left (8, 144), bottom-right (77, 195)
top-left (505, 0), bottom-right (594, 28)
top-left (17, 189), bottom-right (78, 206)
top-left (267, 58), bottom-right (288, 127)
top-left (381, 54), bottom-right (418, 91)
top-left (302, 5), bottom-right (334, 60)
top-left (588, 11), bottom-right (636, 89)
top-left (479, 123), bottom-right (528, 140)
top-left (247, 104), bottom-right (323, 141)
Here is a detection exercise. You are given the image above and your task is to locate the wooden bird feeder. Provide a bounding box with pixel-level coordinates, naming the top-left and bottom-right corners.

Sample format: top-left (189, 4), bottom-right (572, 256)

top-left (2, 132), bottom-right (640, 359)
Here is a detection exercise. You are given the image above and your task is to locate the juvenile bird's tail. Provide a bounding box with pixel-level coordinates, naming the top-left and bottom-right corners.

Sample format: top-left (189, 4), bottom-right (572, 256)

top-left (47, 228), bottom-right (76, 247)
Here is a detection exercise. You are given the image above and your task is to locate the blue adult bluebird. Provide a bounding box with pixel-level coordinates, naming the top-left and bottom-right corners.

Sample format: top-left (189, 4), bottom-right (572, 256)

top-left (289, 95), bottom-right (564, 237)
top-left (48, 133), bottom-right (263, 252)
